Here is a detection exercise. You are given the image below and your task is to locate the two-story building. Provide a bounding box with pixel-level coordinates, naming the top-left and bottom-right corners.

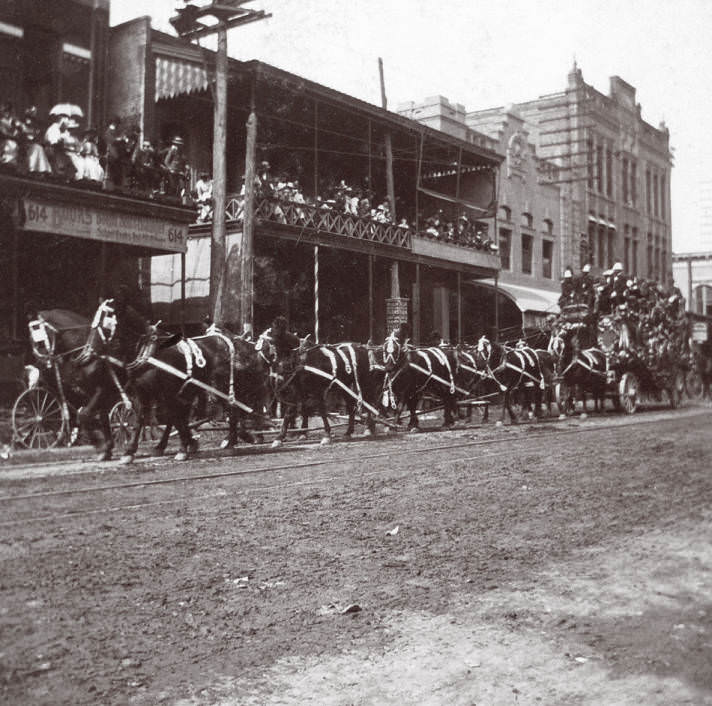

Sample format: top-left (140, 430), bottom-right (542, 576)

top-left (399, 96), bottom-right (562, 332)
top-left (108, 18), bottom-right (504, 344)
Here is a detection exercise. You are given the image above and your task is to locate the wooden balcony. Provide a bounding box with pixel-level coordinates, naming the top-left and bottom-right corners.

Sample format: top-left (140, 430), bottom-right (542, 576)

top-left (411, 235), bottom-right (501, 270)
top-left (225, 196), bottom-right (411, 249)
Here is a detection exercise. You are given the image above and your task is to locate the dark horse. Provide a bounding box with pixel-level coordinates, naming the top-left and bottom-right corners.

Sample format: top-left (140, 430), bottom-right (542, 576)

top-left (472, 335), bottom-right (553, 424)
top-left (381, 325), bottom-right (459, 431)
top-left (26, 304), bottom-right (128, 460)
top-left (121, 323), bottom-right (271, 462)
top-left (548, 323), bottom-right (607, 416)
top-left (259, 323), bottom-right (381, 446)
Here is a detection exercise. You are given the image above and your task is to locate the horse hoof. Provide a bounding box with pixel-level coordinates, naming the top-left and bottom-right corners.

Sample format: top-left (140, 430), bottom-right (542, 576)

top-left (96, 451), bottom-right (111, 462)
top-left (320, 436), bottom-right (331, 445)
top-left (297, 433), bottom-right (308, 441)
top-left (495, 420), bottom-right (503, 427)
top-left (174, 451), bottom-right (188, 461)
top-left (119, 454), bottom-right (134, 465)
top-left (527, 412), bottom-right (534, 420)
top-left (558, 414), bottom-right (566, 420)
top-left (271, 439), bottom-right (282, 448)
top-left (153, 447), bottom-right (165, 457)
top-left (408, 427), bottom-right (420, 434)
top-left (580, 412), bottom-right (588, 420)
top-left (219, 439), bottom-right (230, 450)
top-left (363, 428), bottom-right (373, 437)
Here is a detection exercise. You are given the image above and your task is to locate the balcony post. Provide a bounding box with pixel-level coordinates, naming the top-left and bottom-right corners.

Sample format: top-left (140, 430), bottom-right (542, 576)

top-left (457, 270), bottom-right (462, 344)
top-left (368, 254), bottom-right (374, 341)
top-left (241, 100), bottom-right (258, 333)
top-left (210, 21), bottom-right (228, 326)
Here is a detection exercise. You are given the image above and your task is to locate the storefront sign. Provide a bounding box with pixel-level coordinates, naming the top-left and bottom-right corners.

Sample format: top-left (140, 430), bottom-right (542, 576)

top-left (22, 198), bottom-right (187, 253)
top-left (692, 321), bottom-right (708, 342)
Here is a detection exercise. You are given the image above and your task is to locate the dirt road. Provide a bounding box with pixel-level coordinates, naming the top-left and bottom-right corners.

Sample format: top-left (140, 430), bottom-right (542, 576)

top-left (2, 409), bottom-right (711, 705)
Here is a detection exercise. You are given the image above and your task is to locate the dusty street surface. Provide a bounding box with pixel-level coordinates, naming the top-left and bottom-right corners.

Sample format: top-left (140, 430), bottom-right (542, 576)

top-left (1, 408), bottom-right (712, 705)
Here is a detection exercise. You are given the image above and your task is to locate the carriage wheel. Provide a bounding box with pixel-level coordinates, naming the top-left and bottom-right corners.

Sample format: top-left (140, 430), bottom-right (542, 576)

top-left (685, 369), bottom-right (705, 401)
top-left (109, 401), bottom-right (139, 453)
top-left (618, 372), bottom-right (639, 414)
top-left (12, 386), bottom-right (68, 449)
top-left (554, 381), bottom-right (575, 417)
top-left (668, 370), bottom-right (685, 409)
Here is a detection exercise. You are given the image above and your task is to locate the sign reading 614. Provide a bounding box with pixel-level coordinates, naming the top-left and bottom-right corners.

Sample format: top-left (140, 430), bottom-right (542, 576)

top-left (26, 203), bottom-right (48, 223)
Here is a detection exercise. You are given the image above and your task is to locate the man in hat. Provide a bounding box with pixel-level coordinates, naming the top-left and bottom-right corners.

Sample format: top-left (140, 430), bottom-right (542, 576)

top-left (577, 262), bottom-right (595, 308)
top-left (131, 138), bottom-right (158, 192)
top-left (558, 266), bottom-right (575, 308)
top-left (609, 261), bottom-right (628, 309)
top-left (163, 136), bottom-right (189, 198)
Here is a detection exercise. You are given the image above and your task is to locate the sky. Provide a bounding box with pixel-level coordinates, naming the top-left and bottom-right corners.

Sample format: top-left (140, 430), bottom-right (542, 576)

top-left (110, 0), bottom-right (712, 253)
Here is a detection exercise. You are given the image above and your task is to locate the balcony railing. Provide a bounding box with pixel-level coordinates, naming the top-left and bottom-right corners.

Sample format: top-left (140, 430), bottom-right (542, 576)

top-left (225, 195), bottom-right (411, 249)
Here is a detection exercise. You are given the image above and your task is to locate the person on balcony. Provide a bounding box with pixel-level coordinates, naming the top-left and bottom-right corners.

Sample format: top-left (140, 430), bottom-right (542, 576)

top-left (104, 117), bottom-right (130, 188)
top-left (60, 118), bottom-right (84, 180)
top-left (0, 102), bottom-right (21, 170)
top-left (195, 170), bottom-right (213, 223)
top-left (292, 180), bottom-right (306, 221)
top-left (257, 161), bottom-right (274, 198)
top-left (19, 106), bottom-right (51, 175)
top-left (132, 138), bottom-right (158, 193)
top-left (78, 127), bottom-right (104, 183)
top-left (163, 136), bottom-right (189, 200)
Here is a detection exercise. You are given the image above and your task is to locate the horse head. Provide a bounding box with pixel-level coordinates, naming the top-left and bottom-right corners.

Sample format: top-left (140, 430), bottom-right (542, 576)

top-left (475, 335), bottom-right (492, 367)
top-left (383, 331), bottom-right (408, 373)
top-left (128, 321), bottom-right (164, 372)
top-left (76, 299), bottom-right (117, 363)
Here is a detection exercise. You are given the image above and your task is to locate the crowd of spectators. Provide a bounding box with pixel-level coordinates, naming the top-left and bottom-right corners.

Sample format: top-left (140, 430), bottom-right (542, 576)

top-left (0, 101), bottom-right (191, 204)
top-left (219, 161), bottom-right (498, 252)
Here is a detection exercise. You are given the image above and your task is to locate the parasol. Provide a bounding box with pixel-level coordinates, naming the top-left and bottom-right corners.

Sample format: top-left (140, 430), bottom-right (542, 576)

top-left (49, 103), bottom-right (84, 118)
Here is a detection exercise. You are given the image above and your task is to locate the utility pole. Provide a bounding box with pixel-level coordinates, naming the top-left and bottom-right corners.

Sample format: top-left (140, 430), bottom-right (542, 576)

top-left (170, 1), bottom-right (270, 327)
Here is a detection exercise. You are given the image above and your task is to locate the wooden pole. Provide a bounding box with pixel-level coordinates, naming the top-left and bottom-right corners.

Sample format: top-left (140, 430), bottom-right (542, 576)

top-left (241, 87), bottom-right (258, 332)
top-left (180, 251), bottom-right (186, 329)
top-left (314, 245), bottom-right (319, 342)
top-left (379, 57), bottom-right (399, 299)
top-left (210, 21), bottom-right (227, 325)
top-left (413, 262), bottom-right (421, 345)
top-left (11, 223), bottom-right (18, 339)
top-left (313, 100), bottom-right (318, 197)
top-left (457, 270), bottom-right (462, 344)
top-left (368, 254), bottom-right (374, 341)
top-left (494, 270), bottom-right (500, 341)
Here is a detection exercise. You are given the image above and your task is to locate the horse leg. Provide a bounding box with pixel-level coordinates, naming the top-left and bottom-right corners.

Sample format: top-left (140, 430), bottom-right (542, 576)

top-left (121, 396), bottom-right (149, 464)
top-left (297, 402), bottom-right (309, 440)
top-left (173, 407), bottom-right (197, 461)
top-left (77, 388), bottom-right (104, 459)
top-left (271, 408), bottom-right (292, 447)
top-left (505, 390), bottom-right (518, 425)
top-left (407, 395), bottom-right (419, 432)
top-left (95, 401), bottom-right (114, 462)
top-left (442, 394), bottom-right (455, 428)
top-left (318, 397), bottom-right (331, 445)
top-left (343, 396), bottom-right (356, 439)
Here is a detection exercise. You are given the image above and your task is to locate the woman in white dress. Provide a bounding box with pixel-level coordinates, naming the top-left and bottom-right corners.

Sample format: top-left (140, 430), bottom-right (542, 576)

top-left (20, 106), bottom-right (51, 174)
top-left (79, 127), bottom-right (104, 182)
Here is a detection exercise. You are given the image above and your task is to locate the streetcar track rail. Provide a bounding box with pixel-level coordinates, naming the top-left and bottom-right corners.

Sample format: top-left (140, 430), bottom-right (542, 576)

top-left (0, 406), bottom-right (708, 528)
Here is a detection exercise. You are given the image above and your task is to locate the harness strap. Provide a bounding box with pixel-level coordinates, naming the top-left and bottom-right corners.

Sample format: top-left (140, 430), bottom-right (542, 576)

top-left (427, 347), bottom-right (456, 393)
top-left (338, 343), bottom-right (363, 410)
top-left (145, 355), bottom-right (254, 414)
top-left (303, 364), bottom-right (381, 416)
top-left (205, 328), bottom-right (235, 404)
top-left (409, 361), bottom-right (471, 396)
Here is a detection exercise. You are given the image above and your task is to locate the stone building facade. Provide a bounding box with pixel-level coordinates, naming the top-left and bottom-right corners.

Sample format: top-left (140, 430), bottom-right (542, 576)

top-left (469, 64), bottom-right (673, 284)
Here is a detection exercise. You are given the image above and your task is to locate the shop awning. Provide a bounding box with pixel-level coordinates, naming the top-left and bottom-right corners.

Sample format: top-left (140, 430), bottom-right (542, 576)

top-left (474, 279), bottom-right (560, 314)
top-left (155, 56), bottom-right (209, 101)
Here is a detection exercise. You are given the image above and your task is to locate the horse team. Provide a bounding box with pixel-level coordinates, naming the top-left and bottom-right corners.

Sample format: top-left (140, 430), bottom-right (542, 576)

top-left (28, 299), bottom-right (602, 463)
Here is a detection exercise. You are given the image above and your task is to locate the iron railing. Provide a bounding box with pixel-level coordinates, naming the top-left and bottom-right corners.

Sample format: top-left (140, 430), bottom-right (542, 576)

top-left (225, 195), bottom-right (411, 249)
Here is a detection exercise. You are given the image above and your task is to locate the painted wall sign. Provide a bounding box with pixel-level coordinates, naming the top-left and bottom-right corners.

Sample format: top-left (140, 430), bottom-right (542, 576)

top-left (22, 198), bottom-right (188, 253)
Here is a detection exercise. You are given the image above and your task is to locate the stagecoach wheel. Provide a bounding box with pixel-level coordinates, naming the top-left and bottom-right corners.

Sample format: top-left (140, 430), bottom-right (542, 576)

top-left (109, 401), bottom-right (138, 453)
top-left (685, 369), bottom-right (705, 401)
top-left (669, 370), bottom-right (686, 409)
top-left (618, 372), bottom-right (639, 415)
top-left (11, 386), bottom-right (67, 449)
top-left (554, 381), bottom-right (575, 417)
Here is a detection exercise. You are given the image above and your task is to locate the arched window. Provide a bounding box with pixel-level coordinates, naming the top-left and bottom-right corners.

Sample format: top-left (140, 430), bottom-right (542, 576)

top-left (499, 205), bottom-right (511, 222)
top-left (521, 212), bottom-right (533, 229)
top-left (543, 218), bottom-right (554, 235)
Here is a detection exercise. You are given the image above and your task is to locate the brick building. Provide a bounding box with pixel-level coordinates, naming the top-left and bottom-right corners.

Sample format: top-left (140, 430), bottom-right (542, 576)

top-left (469, 63), bottom-right (673, 285)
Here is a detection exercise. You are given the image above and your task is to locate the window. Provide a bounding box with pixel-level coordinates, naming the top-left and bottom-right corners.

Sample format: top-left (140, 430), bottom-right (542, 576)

top-left (607, 229), bottom-right (615, 268)
top-left (587, 222), bottom-right (596, 267)
top-left (587, 137), bottom-right (594, 188)
top-left (647, 232), bottom-right (653, 278)
top-left (542, 240), bottom-right (553, 279)
top-left (622, 158), bottom-right (629, 203)
top-left (632, 227), bottom-right (638, 276)
top-left (623, 225), bottom-right (630, 273)
top-left (499, 205), bottom-right (511, 222)
top-left (660, 174), bottom-right (666, 220)
top-left (499, 228), bottom-right (511, 270)
top-left (646, 169), bottom-right (652, 213)
top-left (521, 234), bottom-right (533, 274)
top-left (653, 173), bottom-right (659, 217)
top-left (543, 218), bottom-right (554, 236)
top-left (606, 148), bottom-right (613, 197)
top-left (598, 226), bottom-right (605, 269)
top-left (521, 212), bottom-right (533, 229)
top-left (631, 160), bottom-right (637, 205)
top-left (596, 145), bottom-right (604, 192)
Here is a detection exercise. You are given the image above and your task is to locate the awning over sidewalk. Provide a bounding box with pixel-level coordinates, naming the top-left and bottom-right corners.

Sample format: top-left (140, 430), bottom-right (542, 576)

top-left (155, 56), bottom-right (209, 100)
top-left (474, 279), bottom-right (560, 315)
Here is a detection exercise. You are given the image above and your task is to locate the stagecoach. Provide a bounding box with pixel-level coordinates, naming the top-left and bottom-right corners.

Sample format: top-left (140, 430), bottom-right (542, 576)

top-left (552, 302), bottom-right (686, 416)
top-left (11, 310), bottom-right (137, 450)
